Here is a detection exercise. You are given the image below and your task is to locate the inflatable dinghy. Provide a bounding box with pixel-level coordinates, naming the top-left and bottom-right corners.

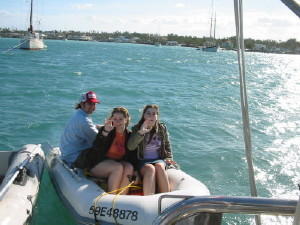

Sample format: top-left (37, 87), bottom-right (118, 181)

top-left (0, 144), bottom-right (45, 225)
top-left (45, 146), bottom-right (210, 225)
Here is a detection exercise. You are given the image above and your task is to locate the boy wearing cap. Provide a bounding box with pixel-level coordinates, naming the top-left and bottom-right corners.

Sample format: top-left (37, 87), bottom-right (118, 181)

top-left (60, 91), bottom-right (100, 165)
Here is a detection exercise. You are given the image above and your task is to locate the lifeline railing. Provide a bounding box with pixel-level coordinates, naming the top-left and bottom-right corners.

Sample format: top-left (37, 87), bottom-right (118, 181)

top-left (281, 0), bottom-right (300, 18)
top-left (153, 195), bottom-right (297, 225)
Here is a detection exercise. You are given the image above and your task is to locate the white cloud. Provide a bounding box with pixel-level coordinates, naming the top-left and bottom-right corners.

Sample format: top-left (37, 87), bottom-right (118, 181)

top-left (242, 11), bottom-right (300, 40)
top-left (0, 10), bottom-right (12, 17)
top-left (72, 3), bottom-right (94, 10)
top-left (4, 3), bottom-right (299, 41)
top-left (175, 3), bottom-right (185, 8)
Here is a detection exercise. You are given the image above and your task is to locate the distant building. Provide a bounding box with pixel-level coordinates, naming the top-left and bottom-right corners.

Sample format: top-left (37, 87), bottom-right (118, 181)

top-left (269, 47), bottom-right (282, 53)
top-left (6, 32), bottom-right (22, 38)
top-left (113, 36), bottom-right (140, 43)
top-left (114, 36), bottom-right (130, 43)
top-left (68, 35), bottom-right (92, 41)
top-left (56, 35), bottom-right (65, 40)
top-left (166, 41), bottom-right (178, 46)
top-left (221, 41), bottom-right (233, 49)
top-left (132, 37), bottom-right (140, 42)
top-left (254, 43), bottom-right (267, 51)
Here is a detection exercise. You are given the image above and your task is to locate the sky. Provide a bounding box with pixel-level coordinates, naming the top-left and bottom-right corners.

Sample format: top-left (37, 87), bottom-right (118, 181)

top-left (1, 0), bottom-right (300, 41)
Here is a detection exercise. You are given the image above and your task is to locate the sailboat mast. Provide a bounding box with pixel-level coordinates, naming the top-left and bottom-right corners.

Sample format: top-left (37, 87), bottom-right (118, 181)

top-left (29, 0), bottom-right (33, 33)
top-left (209, 0), bottom-right (214, 39)
top-left (213, 12), bottom-right (216, 39)
top-left (209, 15), bottom-right (213, 38)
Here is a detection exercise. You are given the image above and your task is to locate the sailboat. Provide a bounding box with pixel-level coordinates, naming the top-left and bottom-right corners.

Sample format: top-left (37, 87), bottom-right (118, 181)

top-left (202, 0), bottom-right (219, 52)
top-left (20, 0), bottom-right (46, 50)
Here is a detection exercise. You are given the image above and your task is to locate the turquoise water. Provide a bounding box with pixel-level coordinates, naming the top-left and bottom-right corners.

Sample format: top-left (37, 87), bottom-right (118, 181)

top-left (1, 38), bottom-right (300, 225)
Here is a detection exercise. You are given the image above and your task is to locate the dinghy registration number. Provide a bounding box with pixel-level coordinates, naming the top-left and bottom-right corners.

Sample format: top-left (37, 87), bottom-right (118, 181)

top-left (89, 206), bottom-right (138, 221)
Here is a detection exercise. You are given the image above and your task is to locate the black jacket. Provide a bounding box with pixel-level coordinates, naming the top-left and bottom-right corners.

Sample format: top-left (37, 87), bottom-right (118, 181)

top-left (74, 126), bottom-right (137, 170)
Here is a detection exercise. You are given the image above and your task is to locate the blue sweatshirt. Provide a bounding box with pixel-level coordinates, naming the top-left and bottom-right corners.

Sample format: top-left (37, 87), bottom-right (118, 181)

top-left (60, 109), bottom-right (98, 164)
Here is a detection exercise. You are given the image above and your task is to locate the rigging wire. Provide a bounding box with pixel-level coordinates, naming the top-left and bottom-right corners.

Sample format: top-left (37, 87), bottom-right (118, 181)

top-left (2, 40), bottom-right (27, 54)
top-left (233, 0), bottom-right (261, 224)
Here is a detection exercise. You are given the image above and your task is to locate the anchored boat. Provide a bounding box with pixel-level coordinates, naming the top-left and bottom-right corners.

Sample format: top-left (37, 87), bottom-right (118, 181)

top-left (45, 145), bottom-right (210, 225)
top-left (0, 144), bottom-right (45, 225)
top-left (202, 0), bottom-right (219, 52)
top-left (20, 0), bottom-right (46, 50)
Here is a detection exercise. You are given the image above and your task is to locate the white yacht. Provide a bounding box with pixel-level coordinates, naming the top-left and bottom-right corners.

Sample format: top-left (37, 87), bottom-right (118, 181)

top-left (20, 0), bottom-right (46, 50)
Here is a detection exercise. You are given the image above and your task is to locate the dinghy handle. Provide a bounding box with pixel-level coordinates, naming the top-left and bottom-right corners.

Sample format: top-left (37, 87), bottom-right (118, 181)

top-left (0, 145), bottom-right (41, 199)
top-left (158, 194), bottom-right (194, 214)
top-left (13, 167), bottom-right (28, 186)
top-left (0, 158), bottom-right (30, 199)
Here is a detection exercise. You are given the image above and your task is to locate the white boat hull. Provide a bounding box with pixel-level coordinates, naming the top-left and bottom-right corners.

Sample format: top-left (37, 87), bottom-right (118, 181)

top-left (45, 147), bottom-right (210, 225)
top-left (20, 33), bottom-right (46, 50)
top-left (0, 144), bottom-right (45, 225)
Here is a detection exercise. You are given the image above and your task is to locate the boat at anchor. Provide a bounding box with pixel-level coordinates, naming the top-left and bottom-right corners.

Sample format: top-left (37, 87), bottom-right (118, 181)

top-left (202, 0), bottom-right (219, 52)
top-left (20, 0), bottom-right (46, 50)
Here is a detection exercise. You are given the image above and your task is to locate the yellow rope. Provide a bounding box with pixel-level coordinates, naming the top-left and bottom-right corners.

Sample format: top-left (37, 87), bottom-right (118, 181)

top-left (112, 181), bottom-right (134, 225)
top-left (93, 182), bottom-right (142, 225)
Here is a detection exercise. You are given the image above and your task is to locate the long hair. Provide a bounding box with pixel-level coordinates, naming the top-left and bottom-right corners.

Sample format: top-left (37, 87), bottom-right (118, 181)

top-left (137, 104), bottom-right (160, 143)
top-left (75, 103), bottom-right (82, 109)
top-left (110, 106), bottom-right (131, 127)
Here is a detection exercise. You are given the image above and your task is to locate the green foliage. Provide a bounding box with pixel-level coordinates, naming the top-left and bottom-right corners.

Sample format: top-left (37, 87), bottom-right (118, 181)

top-left (1, 28), bottom-right (299, 51)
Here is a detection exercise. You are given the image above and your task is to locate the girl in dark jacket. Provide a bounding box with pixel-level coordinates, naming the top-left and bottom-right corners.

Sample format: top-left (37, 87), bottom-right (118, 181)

top-left (76, 107), bottom-right (135, 195)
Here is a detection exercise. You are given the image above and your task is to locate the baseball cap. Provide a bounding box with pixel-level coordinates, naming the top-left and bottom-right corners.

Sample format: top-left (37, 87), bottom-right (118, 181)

top-left (80, 91), bottom-right (100, 103)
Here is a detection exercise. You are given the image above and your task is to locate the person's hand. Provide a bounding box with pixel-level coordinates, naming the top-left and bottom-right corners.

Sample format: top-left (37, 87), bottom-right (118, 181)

top-left (165, 159), bottom-right (175, 165)
top-left (138, 119), bottom-right (152, 135)
top-left (103, 118), bottom-right (114, 133)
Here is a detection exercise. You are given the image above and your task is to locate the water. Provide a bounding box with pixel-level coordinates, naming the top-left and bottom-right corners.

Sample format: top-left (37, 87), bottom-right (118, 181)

top-left (1, 38), bottom-right (300, 225)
